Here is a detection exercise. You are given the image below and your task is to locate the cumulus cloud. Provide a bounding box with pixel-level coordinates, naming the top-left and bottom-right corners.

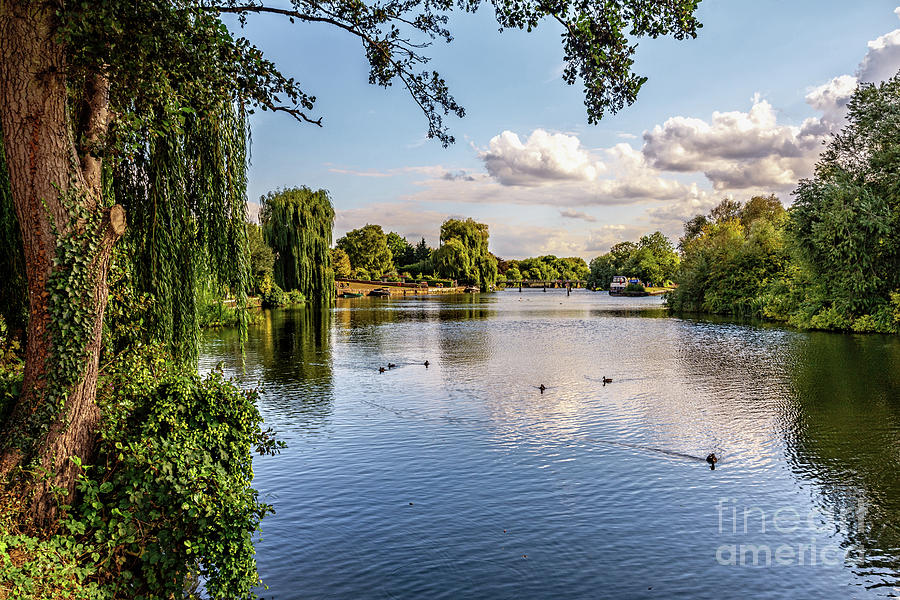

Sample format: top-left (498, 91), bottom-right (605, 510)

top-left (858, 8), bottom-right (900, 83)
top-left (641, 96), bottom-right (822, 192)
top-left (641, 7), bottom-right (900, 195)
top-left (481, 129), bottom-right (604, 186)
top-left (805, 74), bottom-right (857, 125)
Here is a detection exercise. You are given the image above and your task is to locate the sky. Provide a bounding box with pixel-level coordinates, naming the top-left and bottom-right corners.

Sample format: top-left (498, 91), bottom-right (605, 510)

top-left (234, 1), bottom-right (900, 260)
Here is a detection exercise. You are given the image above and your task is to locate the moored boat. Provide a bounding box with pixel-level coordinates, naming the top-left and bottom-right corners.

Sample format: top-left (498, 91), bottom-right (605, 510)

top-left (368, 287), bottom-right (392, 297)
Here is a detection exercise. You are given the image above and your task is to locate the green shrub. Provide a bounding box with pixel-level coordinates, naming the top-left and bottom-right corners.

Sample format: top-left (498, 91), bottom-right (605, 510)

top-left (624, 282), bottom-right (646, 292)
top-left (0, 346), bottom-right (283, 600)
top-left (286, 289), bottom-right (305, 305)
top-left (260, 283), bottom-right (286, 308)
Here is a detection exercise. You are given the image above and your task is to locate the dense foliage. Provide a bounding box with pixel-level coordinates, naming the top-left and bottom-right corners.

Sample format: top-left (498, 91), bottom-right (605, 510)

top-left (666, 198), bottom-right (789, 317)
top-left (0, 345), bottom-right (282, 600)
top-left (500, 255), bottom-right (589, 282)
top-left (247, 222), bottom-right (275, 294)
top-left (112, 103), bottom-right (252, 364)
top-left (434, 218), bottom-right (498, 291)
top-left (336, 225), bottom-right (394, 279)
top-left (386, 232), bottom-right (416, 267)
top-left (260, 187), bottom-right (335, 303)
top-left (588, 232), bottom-right (679, 289)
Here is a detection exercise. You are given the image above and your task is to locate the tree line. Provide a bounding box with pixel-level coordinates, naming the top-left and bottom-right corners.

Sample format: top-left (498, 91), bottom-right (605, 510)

top-left (330, 218), bottom-right (500, 292)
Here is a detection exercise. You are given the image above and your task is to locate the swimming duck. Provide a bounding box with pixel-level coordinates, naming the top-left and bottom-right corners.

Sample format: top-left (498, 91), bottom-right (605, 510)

top-left (706, 453), bottom-right (718, 465)
top-left (539, 384), bottom-right (546, 392)
top-left (602, 376), bottom-right (613, 384)
top-left (388, 363), bottom-right (397, 369)
top-left (424, 360), bottom-right (430, 367)
top-left (379, 367), bottom-right (386, 373)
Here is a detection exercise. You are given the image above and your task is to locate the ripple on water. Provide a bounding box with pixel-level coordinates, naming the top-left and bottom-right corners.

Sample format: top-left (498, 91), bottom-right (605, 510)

top-left (199, 292), bottom-right (900, 599)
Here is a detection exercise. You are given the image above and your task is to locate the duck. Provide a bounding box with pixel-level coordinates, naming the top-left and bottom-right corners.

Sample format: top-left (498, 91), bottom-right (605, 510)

top-left (387, 363), bottom-right (397, 369)
top-left (538, 384), bottom-right (546, 393)
top-left (379, 367), bottom-right (386, 373)
top-left (706, 453), bottom-right (718, 465)
top-left (424, 360), bottom-right (430, 367)
top-left (602, 376), bottom-right (613, 384)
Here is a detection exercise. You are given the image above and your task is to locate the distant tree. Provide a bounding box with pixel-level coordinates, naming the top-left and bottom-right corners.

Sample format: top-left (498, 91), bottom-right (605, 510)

top-left (414, 237), bottom-right (432, 262)
top-left (260, 187), bottom-right (335, 301)
top-left (740, 194), bottom-right (784, 230)
top-left (588, 254), bottom-right (616, 289)
top-left (680, 214), bottom-right (709, 249)
top-left (330, 247), bottom-right (353, 279)
top-left (627, 231), bottom-right (678, 286)
top-left (247, 222), bottom-right (275, 292)
top-left (505, 266), bottom-right (522, 281)
top-left (438, 218), bottom-right (498, 291)
top-left (709, 198), bottom-right (743, 224)
top-left (434, 238), bottom-right (469, 281)
top-left (337, 224), bottom-right (393, 279)
top-left (387, 231), bottom-right (416, 266)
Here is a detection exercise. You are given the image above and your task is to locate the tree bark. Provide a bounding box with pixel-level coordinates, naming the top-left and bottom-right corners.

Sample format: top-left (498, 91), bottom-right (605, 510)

top-left (0, 0), bottom-right (122, 522)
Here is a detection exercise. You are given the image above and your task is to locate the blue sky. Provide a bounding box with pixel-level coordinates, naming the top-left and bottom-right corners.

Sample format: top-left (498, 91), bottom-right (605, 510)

top-left (236, 1), bottom-right (900, 259)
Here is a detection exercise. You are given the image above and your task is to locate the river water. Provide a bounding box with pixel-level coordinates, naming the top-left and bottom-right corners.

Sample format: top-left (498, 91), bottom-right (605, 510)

top-left (200, 290), bottom-right (900, 599)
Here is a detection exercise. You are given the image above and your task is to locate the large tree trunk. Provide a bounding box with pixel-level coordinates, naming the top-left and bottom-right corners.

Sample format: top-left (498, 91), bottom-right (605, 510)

top-left (0, 0), bottom-right (123, 522)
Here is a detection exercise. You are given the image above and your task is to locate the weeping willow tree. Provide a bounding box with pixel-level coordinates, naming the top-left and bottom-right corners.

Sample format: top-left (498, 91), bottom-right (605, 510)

top-left (260, 187), bottom-right (335, 303)
top-left (111, 104), bottom-right (250, 363)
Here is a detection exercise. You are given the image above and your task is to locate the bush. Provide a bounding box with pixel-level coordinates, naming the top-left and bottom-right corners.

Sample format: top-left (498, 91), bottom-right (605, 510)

top-left (624, 282), bottom-right (646, 293)
top-left (286, 289), bottom-right (305, 305)
top-left (260, 282), bottom-right (286, 309)
top-left (0, 347), bottom-right (283, 600)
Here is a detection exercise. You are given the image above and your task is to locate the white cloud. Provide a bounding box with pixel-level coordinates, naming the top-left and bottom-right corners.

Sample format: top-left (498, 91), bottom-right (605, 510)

top-left (858, 8), bottom-right (900, 83)
top-left (640, 7), bottom-right (900, 196)
top-left (641, 96), bottom-right (822, 192)
top-left (480, 129), bottom-right (604, 186)
top-left (582, 225), bottom-right (646, 253)
top-left (805, 74), bottom-right (857, 126)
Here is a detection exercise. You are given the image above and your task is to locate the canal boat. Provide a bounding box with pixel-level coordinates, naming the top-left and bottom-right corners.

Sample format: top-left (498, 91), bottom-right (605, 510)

top-left (464, 286), bottom-right (479, 293)
top-left (340, 291), bottom-right (364, 298)
top-left (368, 287), bottom-right (392, 297)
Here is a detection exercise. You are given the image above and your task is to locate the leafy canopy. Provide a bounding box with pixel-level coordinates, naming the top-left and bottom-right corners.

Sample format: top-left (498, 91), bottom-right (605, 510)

top-left (56, 0), bottom-right (701, 148)
top-left (336, 224), bottom-right (394, 279)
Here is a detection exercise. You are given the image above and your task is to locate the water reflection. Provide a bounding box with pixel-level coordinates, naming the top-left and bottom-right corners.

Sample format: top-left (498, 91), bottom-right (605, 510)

top-left (200, 305), bottom-right (334, 430)
top-left (785, 332), bottom-right (900, 588)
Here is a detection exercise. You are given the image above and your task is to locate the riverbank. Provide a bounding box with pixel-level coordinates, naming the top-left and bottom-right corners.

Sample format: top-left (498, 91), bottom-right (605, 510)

top-left (337, 280), bottom-right (468, 297)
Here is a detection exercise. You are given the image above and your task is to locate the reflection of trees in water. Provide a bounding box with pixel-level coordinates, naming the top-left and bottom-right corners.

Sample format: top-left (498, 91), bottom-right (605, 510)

top-left (202, 306), bottom-right (334, 426)
top-left (783, 333), bottom-right (900, 584)
top-left (251, 306), bottom-right (333, 383)
top-left (334, 296), bottom-right (494, 362)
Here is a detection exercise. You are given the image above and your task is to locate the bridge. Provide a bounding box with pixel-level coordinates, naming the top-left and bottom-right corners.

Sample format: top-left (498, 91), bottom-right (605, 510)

top-left (502, 279), bottom-right (588, 291)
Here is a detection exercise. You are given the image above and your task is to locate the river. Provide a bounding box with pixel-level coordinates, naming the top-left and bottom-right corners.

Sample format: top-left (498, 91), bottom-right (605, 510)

top-left (200, 290), bottom-right (900, 599)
